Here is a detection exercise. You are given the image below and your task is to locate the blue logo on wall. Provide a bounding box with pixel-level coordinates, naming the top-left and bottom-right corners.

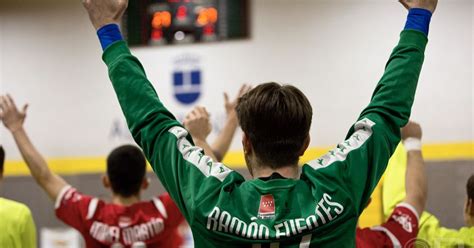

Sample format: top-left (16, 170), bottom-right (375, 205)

top-left (172, 54), bottom-right (202, 105)
top-left (173, 70), bottom-right (201, 104)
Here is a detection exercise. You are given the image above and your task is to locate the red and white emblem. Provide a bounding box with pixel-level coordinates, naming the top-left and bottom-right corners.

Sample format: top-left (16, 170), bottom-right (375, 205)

top-left (258, 194), bottom-right (275, 219)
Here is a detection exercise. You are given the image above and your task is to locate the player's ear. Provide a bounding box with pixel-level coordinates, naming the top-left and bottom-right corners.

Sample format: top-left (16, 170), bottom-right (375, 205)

top-left (299, 134), bottom-right (311, 156)
top-left (469, 198), bottom-right (474, 216)
top-left (242, 132), bottom-right (253, 155)
top-left (142, 177), bottom-right (150, 190)
top-left (102, 175), bottom-right (111, 189)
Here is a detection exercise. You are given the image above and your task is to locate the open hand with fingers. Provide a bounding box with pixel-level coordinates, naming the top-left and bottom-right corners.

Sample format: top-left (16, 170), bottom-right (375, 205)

top-left (82, 0), bottom-right (128, 30)
top-left (0, 95), bottom-right (28, 133)
top-left (224, 84), bottom-right (252, 121)
top-left (399, 0), bottom-right (438, 13)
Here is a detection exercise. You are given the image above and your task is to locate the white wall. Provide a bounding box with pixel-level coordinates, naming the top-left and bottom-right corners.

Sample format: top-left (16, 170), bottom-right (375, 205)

top-left (0, 0), bottom-right (472, 159)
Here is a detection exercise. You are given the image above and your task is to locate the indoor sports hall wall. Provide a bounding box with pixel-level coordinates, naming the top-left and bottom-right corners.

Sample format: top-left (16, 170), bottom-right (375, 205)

top-left (0, 0), bottom-right (472, 159)
top-left (0, 0), bottom-right (473, 245)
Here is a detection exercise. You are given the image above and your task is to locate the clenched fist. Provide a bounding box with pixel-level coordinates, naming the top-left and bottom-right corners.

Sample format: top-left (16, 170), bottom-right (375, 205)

top-left (184, 106), bottom-right (212, 142)
top-left (399, 0), bottom-right (438, 13)
top-left (82, 0), bottom-right (128, 30)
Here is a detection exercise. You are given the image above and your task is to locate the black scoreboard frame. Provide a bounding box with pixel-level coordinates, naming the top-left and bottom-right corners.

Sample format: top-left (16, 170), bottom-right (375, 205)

top-left (123, 0), bottom-right (251, 47)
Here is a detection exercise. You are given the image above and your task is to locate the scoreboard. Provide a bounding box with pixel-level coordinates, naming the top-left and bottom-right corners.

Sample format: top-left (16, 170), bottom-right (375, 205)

top-left (124, 0), bottom-right (250, 47)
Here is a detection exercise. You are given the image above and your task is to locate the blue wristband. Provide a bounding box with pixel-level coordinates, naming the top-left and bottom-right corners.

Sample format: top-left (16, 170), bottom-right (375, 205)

top-left (97, 24), bottom-right (123, 51)
top-left (404, 8), bottom-right (432, 36)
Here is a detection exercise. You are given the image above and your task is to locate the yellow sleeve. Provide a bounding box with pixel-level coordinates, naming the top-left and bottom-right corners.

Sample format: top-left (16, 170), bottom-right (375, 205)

top-left (383, 145), bottom-right (474, 247)
top-left (382, 143), bottom-right (407, 218)
top-left (417, 212), bottom-right (474, 247)
top-left (20, 207), bottom-right (37, 248)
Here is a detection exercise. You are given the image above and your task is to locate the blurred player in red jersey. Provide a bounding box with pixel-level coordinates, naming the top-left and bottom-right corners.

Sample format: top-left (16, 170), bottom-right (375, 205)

top-left (0, 94), bottom-right (184, 248)
top-left (356, 121), bottom-right (427, 247)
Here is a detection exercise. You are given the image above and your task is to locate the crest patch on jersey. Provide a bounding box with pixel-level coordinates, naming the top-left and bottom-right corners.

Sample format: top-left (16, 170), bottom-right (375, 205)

top-left (258, 194), bottom-right (275, 219)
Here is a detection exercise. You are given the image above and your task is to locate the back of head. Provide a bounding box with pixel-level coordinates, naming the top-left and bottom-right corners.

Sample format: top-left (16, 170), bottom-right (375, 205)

top-left (236, 82), bottom-right (313, 168)
top-left (468, 174), bottom-right (474, 201)
top-left (0, 146), bottom-right (4, 174)
top-left (106, 145), bottom-right (146, 197)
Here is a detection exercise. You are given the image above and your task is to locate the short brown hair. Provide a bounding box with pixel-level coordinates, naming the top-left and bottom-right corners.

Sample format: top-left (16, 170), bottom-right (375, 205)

top-left (467, 174), bottom-right (474, 201)
top-left (236, 82), bottom-right (312, 168)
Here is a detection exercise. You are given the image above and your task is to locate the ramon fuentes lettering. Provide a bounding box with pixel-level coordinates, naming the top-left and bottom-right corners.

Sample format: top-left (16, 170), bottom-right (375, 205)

top-left (206, 193), bottom-right (344, 239)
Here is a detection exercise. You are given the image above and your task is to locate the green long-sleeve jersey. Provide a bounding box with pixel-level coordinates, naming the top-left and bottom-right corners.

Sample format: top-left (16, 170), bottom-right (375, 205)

top-left (102, 30), bottom-right (427, 247)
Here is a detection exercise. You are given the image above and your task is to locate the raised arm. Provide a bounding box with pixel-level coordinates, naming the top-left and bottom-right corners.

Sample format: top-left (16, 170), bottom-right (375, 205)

top-left (401, 121), bottom-right (427, 216)
top-left (306, 0), bottom-right (437, 213)
top-left (82, 0), bottom-right (181, 154)
top-left (82, 0), bottom-right (243, 220)
top-left (0, 95), bottom-right (68, 200)
top-left (211, 85), bottom-right (251, 161)
top-left (359, 0), bottom-right (436, 128)
top-left (348, 1), bottom-right (433, 208)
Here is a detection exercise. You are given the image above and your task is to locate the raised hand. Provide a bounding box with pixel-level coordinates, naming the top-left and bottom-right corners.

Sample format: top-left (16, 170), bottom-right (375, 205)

top-left (401, 120), bottom-right (422, 140)
top-left (224, 84), bottom-right (252, 119)
top-left (399, 0), bottom-right (438, 13)
top-left (183, 106), bottom-right (212, 141)
top-left (82, 0), bottom-right (128, 30)
top-left (0, 95), bottom-right (28, 133)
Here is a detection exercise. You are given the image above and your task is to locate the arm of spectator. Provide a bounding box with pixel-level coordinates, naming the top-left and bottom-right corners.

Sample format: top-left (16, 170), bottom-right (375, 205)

top-left (0, 95), bottom-right (68, 201)
top-left (401, 121), bottom-right (427, 217)
top-left (211, 84), bottom-right (251, 161)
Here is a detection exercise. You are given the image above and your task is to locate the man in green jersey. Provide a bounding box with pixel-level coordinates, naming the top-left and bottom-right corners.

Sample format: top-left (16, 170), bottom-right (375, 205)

top-left (81, 0), bottom-right (437, 246)
top-left (0, 146), bottom-right (37, 248)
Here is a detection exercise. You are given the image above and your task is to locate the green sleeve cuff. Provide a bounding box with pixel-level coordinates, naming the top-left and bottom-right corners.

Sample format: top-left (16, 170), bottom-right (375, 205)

top-left (102, 40), bottom-right (131, 66)
top-left (399, 30), bottom-right (428, 52)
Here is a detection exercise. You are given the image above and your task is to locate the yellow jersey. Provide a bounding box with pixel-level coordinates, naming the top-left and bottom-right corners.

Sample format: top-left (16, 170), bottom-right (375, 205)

top-left (0, 197), bottom-right (37, 248)
top-left (383, 145), bottom-right (474, 247)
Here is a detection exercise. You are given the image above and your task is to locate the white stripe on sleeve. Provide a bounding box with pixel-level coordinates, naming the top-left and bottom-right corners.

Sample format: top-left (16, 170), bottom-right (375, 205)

top-left (54, 185), bottom-right (72, 209)
top-left (86, 198), bottom-right (99, 220)
top-left (153, 197), bottom-right (168, 219)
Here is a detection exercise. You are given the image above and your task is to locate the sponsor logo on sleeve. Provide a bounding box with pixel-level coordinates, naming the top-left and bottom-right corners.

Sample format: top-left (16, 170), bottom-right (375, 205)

top-left (392, 211), bottom-right (413, 233)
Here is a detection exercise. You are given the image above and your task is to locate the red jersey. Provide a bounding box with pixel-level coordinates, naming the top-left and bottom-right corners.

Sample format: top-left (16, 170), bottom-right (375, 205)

top-left (55, 185), bottom-right (184, 248)
top-left (356, 203), bottom-right (420, 248)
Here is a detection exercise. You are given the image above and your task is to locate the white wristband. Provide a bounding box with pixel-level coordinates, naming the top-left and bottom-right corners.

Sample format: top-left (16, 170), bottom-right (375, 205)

top-left (403, 137), bottom-right (422, 151)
